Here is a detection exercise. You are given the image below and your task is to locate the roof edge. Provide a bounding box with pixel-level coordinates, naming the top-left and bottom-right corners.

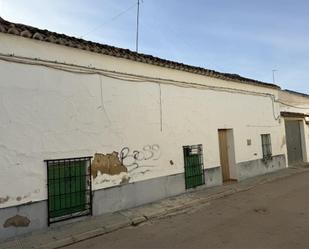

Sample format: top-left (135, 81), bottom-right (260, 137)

top-left (283, 89), bottom-right (309, 98)
top-left (281, 111), bottom-right (309, 118)
top-left (0, 17), bottom-right (281, 90)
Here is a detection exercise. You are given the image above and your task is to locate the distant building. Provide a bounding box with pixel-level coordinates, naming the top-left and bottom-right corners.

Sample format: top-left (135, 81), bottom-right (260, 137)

top-left (279, 90), bottom-right (309, 165)
top-left (0, 17), bottom-right (306, 240)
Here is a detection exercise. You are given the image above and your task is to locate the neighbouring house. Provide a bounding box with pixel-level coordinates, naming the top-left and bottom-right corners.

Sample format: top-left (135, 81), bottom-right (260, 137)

top-left (0, 17), bottom-right (299, 240)
top-left (279, 90), bottom-right (309, 165)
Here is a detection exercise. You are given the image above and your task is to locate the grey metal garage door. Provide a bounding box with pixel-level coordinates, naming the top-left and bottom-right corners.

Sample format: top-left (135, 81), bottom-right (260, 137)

top-left (285, 120), bottom-right (303, 164)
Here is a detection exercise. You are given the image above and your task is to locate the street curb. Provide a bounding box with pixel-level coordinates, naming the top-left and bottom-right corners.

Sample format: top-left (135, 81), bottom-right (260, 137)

top-left (2, 166), bottom-right (309, 249)
top-left (131, 216), bottom-right (147, 226)
top-left (41, 222), bottom-right (133, 249)
top-left (39, 237), bottom-right (75, 249)
top-left (103, 219), bottom-right (131, 233)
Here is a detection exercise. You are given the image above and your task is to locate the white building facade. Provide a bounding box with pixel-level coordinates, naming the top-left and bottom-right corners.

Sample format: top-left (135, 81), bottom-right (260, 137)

top-left (279, 90), bottom-right (309, 165)
top-left (0, 18), bottom-right (289, 239)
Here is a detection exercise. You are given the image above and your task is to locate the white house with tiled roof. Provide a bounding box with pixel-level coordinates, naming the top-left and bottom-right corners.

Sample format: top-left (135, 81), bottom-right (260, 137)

top-left (279, 90), bottom-right (309, 165)
top-left (0, 17), bottom-right (292, 239)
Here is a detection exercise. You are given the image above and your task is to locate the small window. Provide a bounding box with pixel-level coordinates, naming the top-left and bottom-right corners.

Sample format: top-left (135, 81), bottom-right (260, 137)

top-left (261, 134), bottom-right (272, 160)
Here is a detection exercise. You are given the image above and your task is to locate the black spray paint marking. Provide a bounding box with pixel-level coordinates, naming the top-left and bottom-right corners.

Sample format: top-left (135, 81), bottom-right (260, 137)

top-left (120, 144), bottom-right (160, 172)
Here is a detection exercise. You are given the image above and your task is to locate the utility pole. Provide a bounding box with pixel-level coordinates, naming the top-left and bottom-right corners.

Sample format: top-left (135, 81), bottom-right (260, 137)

top-left (136, 0), bottom-right (140, 52)
top-left (272, 69), bottom-right (278, 84)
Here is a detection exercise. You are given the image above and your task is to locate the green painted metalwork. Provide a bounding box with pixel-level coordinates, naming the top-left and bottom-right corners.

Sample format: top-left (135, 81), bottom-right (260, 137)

top-left (46, 157), bottom-right (92, 225)
top-left (183, 144), bottom-right (205, 189)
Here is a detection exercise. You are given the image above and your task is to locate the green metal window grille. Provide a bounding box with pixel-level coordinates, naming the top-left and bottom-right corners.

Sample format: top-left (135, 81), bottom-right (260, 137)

top-left (45, 156), bottom-right (92, 225)
top-left (261, 134), bottom-right (272, 160)
top-left (183, 144), bottom-right (205, 189)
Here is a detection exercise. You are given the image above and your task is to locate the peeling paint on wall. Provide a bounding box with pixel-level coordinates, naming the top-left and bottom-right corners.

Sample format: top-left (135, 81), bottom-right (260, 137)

top-left (120, 175), bottom-right (131, 184)
top-left (91, 152), bottom-right (127, 178)
top-left (93, 172), bottom-right (129, 187)
top-left (3, 215), bottom-right (30, 228)
top-left (92, 145), bottom-right (165, 189)
top-left (0, 36), bottom-right (288, 209)
top-left (0, 196), bottom-right (9, 204)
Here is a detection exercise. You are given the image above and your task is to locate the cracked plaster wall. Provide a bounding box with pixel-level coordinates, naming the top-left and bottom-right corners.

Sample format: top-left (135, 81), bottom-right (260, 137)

top-left (0, 34), bottom-right (287, 209)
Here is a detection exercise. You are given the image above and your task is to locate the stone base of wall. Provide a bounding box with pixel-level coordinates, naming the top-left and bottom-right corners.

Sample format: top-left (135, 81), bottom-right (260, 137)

top-left (0, 156), bottom-right (286, 241)
top-left (93, 173), bottom-right (185, 215)
top-left (0, 200), bottom-right (47, 240)
top-left (0, 166), bottom-right (223, 240)
top-left (204, 166), bottom-right (222, 187)
top-left (237, 154), bottom-right (286, 181)
top-left (93, 167), bottom-right (223, 216)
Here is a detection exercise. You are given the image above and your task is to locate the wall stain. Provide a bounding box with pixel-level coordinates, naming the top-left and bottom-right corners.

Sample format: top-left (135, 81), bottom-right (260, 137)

top-left (3, 215), bottom-right (30, 228)
top-left (99, 179), bottom-right (110, 184)
top-left (140, 170), bottom-right (150, 175)
top-left (120, 175), bottom-right (131, 185)
top-left (92, 152), bottom-right (127, 178)
top-left (0, 196), bottom-right (9, 204)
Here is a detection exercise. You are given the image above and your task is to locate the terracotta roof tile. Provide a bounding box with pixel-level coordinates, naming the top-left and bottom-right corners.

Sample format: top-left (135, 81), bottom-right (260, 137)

top-left (0, 17), bottom-right (280, 90)
top-left (281, 111), bottom-right (309, 118)
top-left (20, 30), bottom-right (32, 38)
top-left (284, 89), bottom-right (309, 98)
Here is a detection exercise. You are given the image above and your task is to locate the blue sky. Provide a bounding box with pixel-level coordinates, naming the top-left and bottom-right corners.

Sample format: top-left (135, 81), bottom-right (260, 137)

top-left (1, 0), bottom-right (308, 93)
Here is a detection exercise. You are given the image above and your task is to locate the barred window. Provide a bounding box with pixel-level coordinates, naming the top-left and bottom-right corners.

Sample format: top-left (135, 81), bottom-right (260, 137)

top-left (261, 134), bottom-right (272, 159)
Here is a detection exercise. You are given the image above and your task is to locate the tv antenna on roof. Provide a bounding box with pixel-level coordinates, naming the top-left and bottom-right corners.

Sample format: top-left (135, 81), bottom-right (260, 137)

top-left (136, 0), bottom-right (142, 52)
top-left (272, 69), bottom-right (278, 84)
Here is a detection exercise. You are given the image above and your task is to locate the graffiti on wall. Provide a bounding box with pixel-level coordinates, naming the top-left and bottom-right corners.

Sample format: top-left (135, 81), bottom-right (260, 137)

top-left (120, 144), bottom-right (160, 172)
top-left (91, 145), bottom-right (161, 186)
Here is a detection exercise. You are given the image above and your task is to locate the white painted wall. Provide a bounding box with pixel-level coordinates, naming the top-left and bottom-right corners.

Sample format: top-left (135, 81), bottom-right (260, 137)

top-left (0, 33), bottom-right (286, 208)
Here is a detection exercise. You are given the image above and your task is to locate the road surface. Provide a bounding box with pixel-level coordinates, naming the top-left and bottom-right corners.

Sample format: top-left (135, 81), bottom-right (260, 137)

top-left (65, 171), bottom-right (309, 249)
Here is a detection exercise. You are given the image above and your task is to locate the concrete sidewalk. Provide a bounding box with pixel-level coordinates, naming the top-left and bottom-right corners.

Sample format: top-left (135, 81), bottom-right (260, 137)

top-left (1, 165), bottom-right (309, 249)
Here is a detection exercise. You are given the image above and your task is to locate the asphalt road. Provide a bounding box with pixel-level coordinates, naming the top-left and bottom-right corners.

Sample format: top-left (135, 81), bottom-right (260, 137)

top-left (65, 171), bottom-right (309, 249)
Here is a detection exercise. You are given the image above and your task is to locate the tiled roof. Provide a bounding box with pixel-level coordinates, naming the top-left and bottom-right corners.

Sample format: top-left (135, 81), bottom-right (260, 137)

top-left (0, 17), bottom-right (280, 90)
top-left (284, 90), bottom-right (309, 98)
top-left (281, 111), bottom-right (309, 118)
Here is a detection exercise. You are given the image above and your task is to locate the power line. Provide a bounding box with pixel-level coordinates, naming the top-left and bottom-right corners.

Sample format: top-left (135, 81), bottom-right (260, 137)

top-left (80, 2), bottom-right (137, 38)
top-left (276, 100), bottom-right (309, 109)
top-left (0, 53), bottom-right (285, 119)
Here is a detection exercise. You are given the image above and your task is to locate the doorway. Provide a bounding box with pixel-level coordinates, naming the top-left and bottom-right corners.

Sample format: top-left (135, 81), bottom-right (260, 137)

top-left (218, 129), bottom-right (237, 182)
top-left (285, 120), bottom-right (304, 165)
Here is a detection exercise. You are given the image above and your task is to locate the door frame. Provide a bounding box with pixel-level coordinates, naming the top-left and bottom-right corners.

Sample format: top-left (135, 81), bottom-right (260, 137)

top-left (218, 129), bottom-right (237, 182)
top-left (284, 118), bottom-right (307, 165)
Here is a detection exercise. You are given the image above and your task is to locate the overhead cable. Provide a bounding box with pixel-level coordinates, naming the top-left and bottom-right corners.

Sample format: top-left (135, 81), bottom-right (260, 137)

top-left (0, 53), bottom-right (286, 120)
top-left (80, 3), bottom-right (137, 38)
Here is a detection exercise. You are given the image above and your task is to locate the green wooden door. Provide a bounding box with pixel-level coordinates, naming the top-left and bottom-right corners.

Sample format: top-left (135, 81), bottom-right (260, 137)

top-left (183, 145), bottom-right (205, 189)
top-left (48, 161), bottom-right (87, 219)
